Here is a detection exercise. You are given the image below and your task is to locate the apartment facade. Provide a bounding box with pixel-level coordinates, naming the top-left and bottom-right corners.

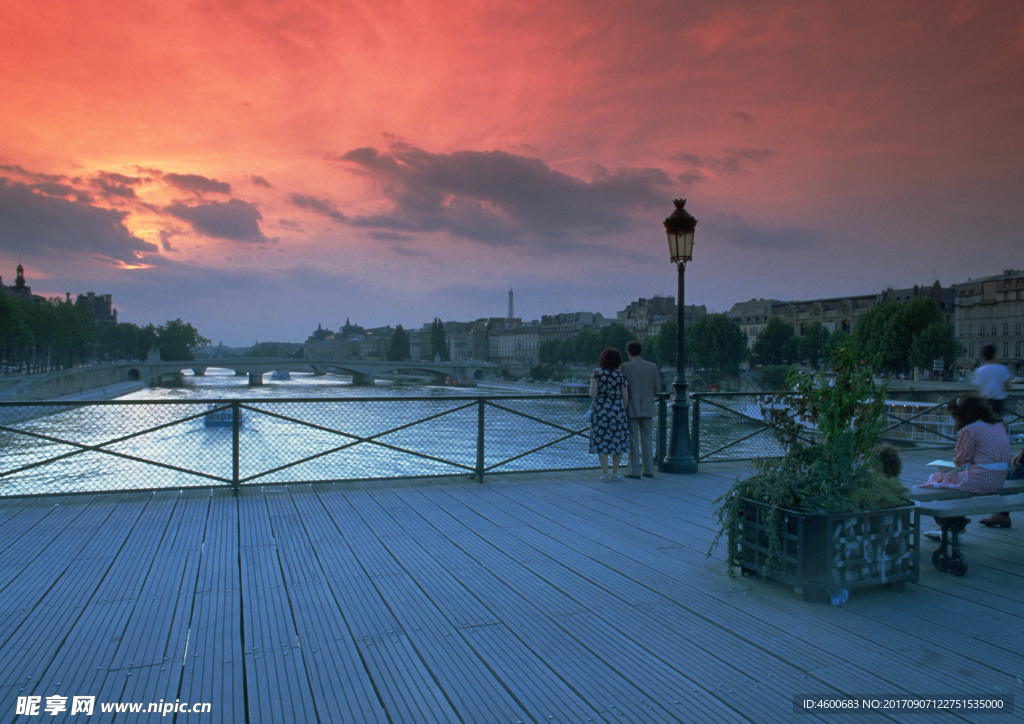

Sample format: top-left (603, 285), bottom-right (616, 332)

top-left (953, 269), bottom-right (1024, 373)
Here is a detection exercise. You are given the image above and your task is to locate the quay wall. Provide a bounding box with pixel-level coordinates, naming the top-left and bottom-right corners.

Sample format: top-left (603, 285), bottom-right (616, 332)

top-left (0, 364), bottom-right (142, 402)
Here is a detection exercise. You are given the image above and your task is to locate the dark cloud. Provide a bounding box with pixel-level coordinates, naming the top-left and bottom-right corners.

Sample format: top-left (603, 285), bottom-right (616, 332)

top-left (714, 213), bottom-right (820, 250)
top-left (165, 199), bottom-right (268, 242)
top-left (250, 175), bottom-right (272, 188)
top-left (389, 243), bottom-right (432, 258)
top-left (334, 143), bottom-right (672, 247)
top-left (288, 194), bottom-right (348, 224)
top-left (0, 164), bottom-right (67, 184)
top-left (28, 181), bottom-right (89, 202)
top-left (677, 170), bottom-right (706, 186)
top-left (98, 171), bottom-right (144, 186)
top-left (0, 178), bottom-right (158, 262)
top-left (671, 148), bottom-right (775, 175)
top-left (164, 173), bottom-right (232, 195)
top-left (89, 175), bottom-right (138, 201)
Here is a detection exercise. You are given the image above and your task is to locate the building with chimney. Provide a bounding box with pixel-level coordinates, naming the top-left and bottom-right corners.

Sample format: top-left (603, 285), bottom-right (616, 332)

top-left (953, 269), bottom-right (1024, 373)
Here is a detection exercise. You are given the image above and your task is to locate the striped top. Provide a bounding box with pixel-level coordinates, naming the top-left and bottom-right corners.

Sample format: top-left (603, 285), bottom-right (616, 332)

top-left (925, 421), bottom-right (1011, 494)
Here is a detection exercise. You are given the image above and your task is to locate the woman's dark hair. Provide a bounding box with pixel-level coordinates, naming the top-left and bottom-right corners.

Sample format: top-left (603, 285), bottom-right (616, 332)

top-left (947, 394), bottom-right (998, 430)
top-left (597, 347), bottom-right (622, 370)
top-left (874, 444), bottom-right (902, 478)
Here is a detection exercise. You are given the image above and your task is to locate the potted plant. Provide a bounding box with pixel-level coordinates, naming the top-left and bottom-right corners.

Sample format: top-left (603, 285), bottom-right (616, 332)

top-left (711, 342), bottom-right (918, 604)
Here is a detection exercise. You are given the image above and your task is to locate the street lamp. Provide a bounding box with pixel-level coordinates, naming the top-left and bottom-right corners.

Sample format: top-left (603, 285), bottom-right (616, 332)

top-left (663, 198), bottom-right (698, 473)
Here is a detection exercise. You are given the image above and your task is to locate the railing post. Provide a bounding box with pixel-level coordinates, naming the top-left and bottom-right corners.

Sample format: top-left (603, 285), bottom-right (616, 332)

top-left (656, 395), bottom-right (667, 470)
top-left (691, 395), bottom-right (701, 463)
top-left (475, 398), bottom-right (485, 483)
top-left (232, 400), bottom-right (241, 495)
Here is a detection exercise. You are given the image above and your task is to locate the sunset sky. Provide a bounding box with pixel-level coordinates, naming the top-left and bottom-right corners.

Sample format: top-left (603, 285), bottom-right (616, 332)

top-left (2, 0), bottom-right (1022, 346)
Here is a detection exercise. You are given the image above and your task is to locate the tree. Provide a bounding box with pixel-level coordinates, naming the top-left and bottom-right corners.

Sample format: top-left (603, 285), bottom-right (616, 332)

top-left (751, 317), bottom-right (798, 367)
top-left (0, 295), bottom-right (33, 372)
top-left (853, 301), bottom-right (901, 362)
top-left (386, 325), bottom-right (411, 361)
top-left (651, 319), bottom-right (677, 367)
top-left (597, 324), bottom-right (636, 357)
top-left (823, 328), bottom-right (849, 366)
top-left (567, 329), bottom-right (596, 366)
top-left (429, 318), bottom-right (449, 361)
top-left (909, 321), bottom-right (961, 372)
top-left (855, 297), bottom-right (946, 374)
top-left (157, 319), bottom-right (210, 361)
top-left (878, 297), bottom-right (943, 373)
top-left (798, 321), bottom-right (832, 369)
top-left (688, 313), bottom-right (746, 379)
top-left (538, 338), bottom-right (561, 366)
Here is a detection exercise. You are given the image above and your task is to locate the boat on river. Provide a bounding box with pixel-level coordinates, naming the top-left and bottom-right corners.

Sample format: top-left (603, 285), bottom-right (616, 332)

top-left (204, 404), bottom-right (242, 428)
top-left (271, 370), bottom-right (291, 381)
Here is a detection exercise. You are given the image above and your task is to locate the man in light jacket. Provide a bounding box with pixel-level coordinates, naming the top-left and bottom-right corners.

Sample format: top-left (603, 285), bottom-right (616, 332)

top-left (621, 341), bottom-right (662, 478)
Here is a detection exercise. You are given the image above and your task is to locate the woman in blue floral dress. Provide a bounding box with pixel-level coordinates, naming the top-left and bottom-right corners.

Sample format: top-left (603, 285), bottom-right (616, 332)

top-left (589, 347), bottom-right (630, 480)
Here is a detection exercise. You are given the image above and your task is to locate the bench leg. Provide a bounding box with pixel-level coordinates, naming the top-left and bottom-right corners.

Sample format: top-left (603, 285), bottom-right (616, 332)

top-left (930, 516), bottom-right (968, 576)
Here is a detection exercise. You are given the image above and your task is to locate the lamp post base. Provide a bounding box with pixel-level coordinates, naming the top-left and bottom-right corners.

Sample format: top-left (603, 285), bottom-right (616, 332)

top-left (663, 381), bottom-right (698, 474)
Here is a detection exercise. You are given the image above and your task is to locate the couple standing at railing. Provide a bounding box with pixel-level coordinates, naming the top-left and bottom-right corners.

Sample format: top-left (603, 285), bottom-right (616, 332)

top-left (588, 341), bottom-right (661, 481)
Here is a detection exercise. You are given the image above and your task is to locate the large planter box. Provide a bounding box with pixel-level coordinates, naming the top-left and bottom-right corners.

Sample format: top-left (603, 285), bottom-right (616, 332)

top-left (738, 498), bottom-right (920, 604)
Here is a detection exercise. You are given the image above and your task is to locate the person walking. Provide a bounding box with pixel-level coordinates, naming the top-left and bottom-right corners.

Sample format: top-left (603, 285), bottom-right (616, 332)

top-left (589, 347), bottom-right (630, 481)
top-left (620, 341), bottom-right (661, 478)
top-left (972, 344), bottom-right (1012, 417)
top-left (972, 344), bottom-right (1014, 527)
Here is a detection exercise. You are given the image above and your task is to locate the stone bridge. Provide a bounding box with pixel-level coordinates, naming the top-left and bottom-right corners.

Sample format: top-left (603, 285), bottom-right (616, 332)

top-left (129, 353), bottom-right (495, 386)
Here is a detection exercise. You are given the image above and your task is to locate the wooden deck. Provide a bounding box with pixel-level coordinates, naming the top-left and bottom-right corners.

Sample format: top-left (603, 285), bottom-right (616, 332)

top-left (1, 450), bottom-right (1021, 723)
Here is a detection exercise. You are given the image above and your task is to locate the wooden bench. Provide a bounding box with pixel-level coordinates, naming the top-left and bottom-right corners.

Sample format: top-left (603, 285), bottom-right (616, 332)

top-left (908, 478), bottom-right (1024, 576)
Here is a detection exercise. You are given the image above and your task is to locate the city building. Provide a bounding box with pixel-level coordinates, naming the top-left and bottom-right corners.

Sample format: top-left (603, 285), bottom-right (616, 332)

top-left (878, 281), bottom-right (956, 326)
top-left (727, 299), bottom-right (781, 348)
top-left (538, 311), bottom-right (609, 344)
top-left (616, 296), bottom-right (676, 338)
top-left (75, 292), bottom-right (118, 330)
top-left (953, 269), bottom-right (1024, 373)
top-left (445, 318), bottom-right (500, 361)
top-left (302, 320), bottom-right (391, 362)
top-left (0, 263), bottom-right (45, 304)
top-left (771, 294), bottom-right (879, 337)
top-left (488, 322), bottom-right (542, 366)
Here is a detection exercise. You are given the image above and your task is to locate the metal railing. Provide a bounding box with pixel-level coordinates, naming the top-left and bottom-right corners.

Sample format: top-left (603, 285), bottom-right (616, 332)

top-left (690, 391), bottom-right (1023, 463)
top-left (0, 395), bottom-right (669, 498)
top-left (5, 389), bottom-right (1018, 497)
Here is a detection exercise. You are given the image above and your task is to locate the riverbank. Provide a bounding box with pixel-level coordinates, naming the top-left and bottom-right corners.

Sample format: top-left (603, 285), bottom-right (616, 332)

top-left (0, 363), bottom-right (142, 403)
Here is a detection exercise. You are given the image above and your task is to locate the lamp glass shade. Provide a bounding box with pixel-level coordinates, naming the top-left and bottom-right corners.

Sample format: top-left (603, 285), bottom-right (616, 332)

top-left (666, 229), bottom-right (695, 262)
top-left (664, 199), bottom-right (697, 262)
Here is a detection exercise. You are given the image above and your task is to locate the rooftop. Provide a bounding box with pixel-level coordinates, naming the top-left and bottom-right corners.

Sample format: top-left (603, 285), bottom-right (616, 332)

top-left (1, 451), bottom-right (1021, 721)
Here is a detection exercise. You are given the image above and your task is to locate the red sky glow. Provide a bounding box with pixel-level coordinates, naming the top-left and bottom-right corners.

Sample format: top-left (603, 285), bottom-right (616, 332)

top-left (2, 0), bottom-right (1022, 345)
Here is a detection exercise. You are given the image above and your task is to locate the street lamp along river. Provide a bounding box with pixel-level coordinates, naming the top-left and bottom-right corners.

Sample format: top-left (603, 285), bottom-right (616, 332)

top-left (662, 199), bottom-right (699, 474)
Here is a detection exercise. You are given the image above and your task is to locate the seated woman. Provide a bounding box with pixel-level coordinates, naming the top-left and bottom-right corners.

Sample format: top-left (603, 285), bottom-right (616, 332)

top-left (919, 395), bottom-right (1011, 494)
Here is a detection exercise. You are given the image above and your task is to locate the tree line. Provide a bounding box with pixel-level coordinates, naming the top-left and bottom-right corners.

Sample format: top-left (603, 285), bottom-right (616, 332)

top-left (533, 295), bottom-right (961, 388)
top-left (0, 294), bottom-right (209, 373)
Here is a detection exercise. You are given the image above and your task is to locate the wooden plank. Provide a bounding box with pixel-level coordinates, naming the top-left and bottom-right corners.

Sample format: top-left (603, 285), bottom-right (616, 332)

top-left (2, 449), bottom-right (1022, 723)
top-left (0, 494), bottom-right (135, 690)
top-left (268, 487), bottom-right (388, 723)
top-left (176, 488), bottom-right (246, 723)
top-left (111, 491), bottom-right (210, 707)
top-left (30, 492), bottom-right (181, 702)
top-left (237, 489), bottom-right (318, 724)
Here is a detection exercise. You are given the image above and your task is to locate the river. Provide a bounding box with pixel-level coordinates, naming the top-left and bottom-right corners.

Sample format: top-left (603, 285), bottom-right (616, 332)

top-left (0, 369), bottom-right (598, 495)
